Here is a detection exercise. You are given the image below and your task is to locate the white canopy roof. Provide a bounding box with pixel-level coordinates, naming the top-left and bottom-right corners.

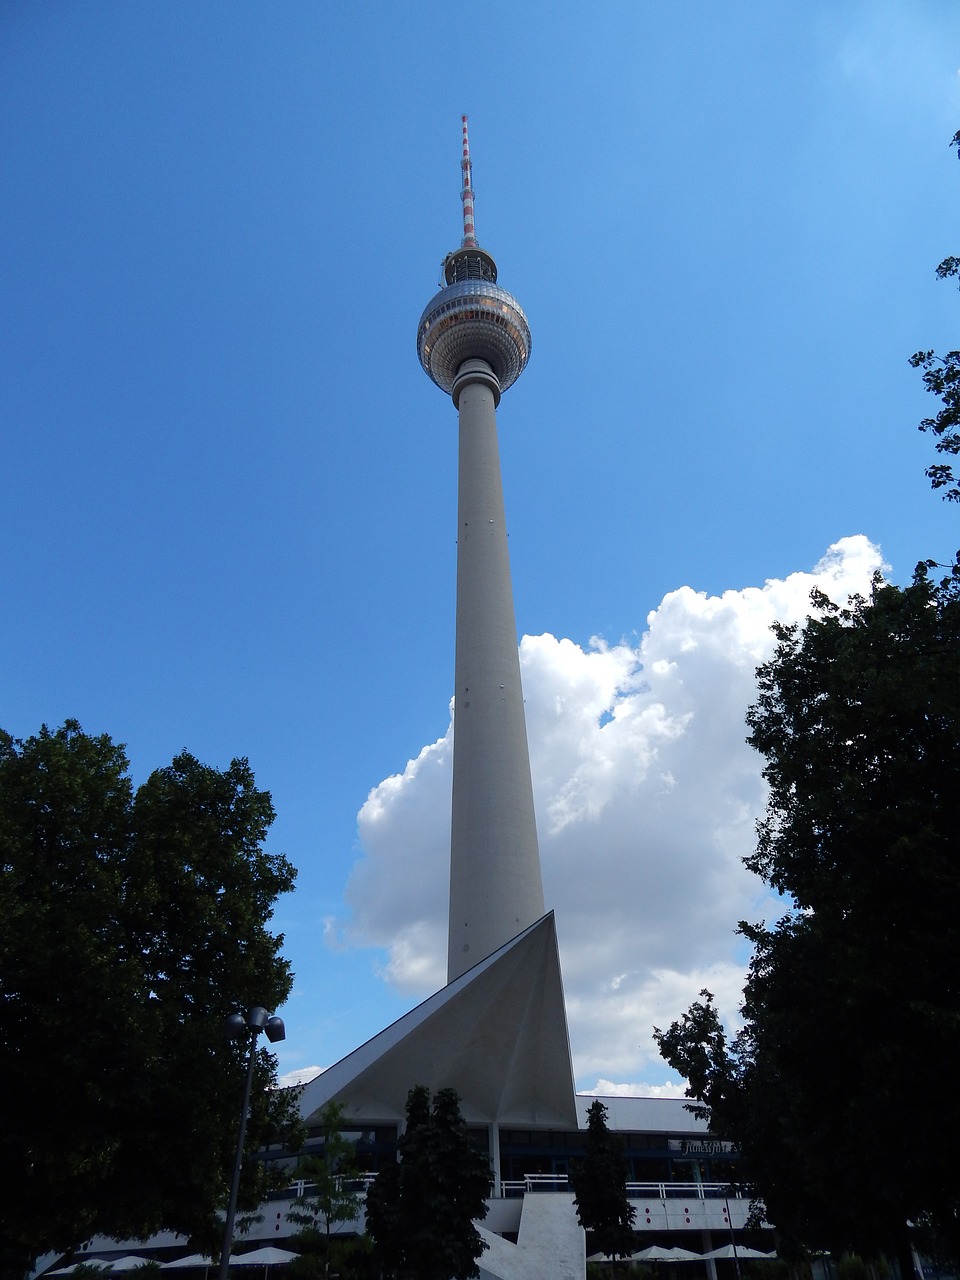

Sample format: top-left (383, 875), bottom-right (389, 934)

top-left (299, 913), bottom-right (577, 1129)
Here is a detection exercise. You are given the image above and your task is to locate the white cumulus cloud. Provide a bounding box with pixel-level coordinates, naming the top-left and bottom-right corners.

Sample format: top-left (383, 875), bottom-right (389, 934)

top-left (338, 536), bottom-right (885, 1090)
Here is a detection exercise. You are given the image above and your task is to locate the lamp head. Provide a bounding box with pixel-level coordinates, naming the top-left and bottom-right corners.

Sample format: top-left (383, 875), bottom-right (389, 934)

top-left (265, 1015), bottom-right (286, 1044)
top-left (225, 1012), bottom-right (247, 1040)
top-left (246, 1006), bottom-right (269, 1031)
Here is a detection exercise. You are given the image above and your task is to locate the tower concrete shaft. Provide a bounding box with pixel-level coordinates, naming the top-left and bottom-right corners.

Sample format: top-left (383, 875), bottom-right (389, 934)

top-left (447, 359), bottom-right (545, 982)
top-left (417, 118), bottom-right (542, 985)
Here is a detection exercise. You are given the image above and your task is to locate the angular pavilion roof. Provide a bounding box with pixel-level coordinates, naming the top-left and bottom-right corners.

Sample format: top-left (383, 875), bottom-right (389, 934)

top-left (299, 912), bottom-right (577, 1129)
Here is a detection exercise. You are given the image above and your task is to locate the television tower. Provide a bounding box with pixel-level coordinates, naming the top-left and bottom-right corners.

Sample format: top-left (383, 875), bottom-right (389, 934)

top-left (417, 117), bottom-right (545, 984)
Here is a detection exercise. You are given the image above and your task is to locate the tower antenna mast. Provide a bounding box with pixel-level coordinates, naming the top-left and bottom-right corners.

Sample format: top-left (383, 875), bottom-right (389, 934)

top-left (460, 114), bottom-right (478, 249)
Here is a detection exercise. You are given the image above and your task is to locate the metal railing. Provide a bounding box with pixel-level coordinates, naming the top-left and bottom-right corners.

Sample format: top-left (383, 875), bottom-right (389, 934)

top-left (499, 1176), bottom-right (749, 1200)
top-left (276, 1172), bottom-right (750, 1204)
top-left (282, 1173), bottom-right (378, 1200)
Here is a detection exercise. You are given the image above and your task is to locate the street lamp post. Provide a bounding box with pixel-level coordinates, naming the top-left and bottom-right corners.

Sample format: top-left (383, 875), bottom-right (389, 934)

top-left (218, 1006), bottom-right (286, 1280)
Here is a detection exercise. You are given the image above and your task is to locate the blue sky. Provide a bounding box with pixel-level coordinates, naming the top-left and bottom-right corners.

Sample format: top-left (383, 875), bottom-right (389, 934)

top-left (3, 2), bottom-right (959, 1090)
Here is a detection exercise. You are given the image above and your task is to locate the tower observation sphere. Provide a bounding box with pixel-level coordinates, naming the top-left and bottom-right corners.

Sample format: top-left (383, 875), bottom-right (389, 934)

top-left (416, 115), bottom-right (531, 400)
top-left (416, 262), bottom-right (532, 398)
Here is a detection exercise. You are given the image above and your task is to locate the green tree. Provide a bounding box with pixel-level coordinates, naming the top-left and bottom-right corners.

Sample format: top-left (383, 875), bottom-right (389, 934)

top-left (657, 127), bottom-right (960, 1269)
top-left (289, 1102), bottom-right (364, 1278)
top-left (0, 721), bottom-right (301, 1277)
top-left (364, 1156), bottom-right (404, 1278)
top-left (365, 1086), bottom-right (491, 1280)
top-left (656, 567), bottom-right (960, 1266)
top-left (570, 1099), bottom-right (636, 1259)
top-left (909, 131), bottom-right (960, 503)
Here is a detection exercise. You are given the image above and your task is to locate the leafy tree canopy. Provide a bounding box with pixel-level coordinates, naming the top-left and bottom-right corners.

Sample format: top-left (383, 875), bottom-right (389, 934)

top-left (908, 130), bottom-right (960, 503)
top-left (657, 567), bottom-right (960, 1264)
top-left (365, 1086), bottom-right (490, 1280)
top-left (0, 721), bottom-right (301, 1277)
top-left (289, 1101), bottom-right (364, 1278)
top-left (656, 130), bottom-right (960, 1268)
top-left (570, 1099), bottom-right (636, 1259)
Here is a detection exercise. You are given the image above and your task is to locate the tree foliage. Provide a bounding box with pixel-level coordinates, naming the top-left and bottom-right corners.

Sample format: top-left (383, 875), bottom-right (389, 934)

top-left (288, 1102), bottom-right (364, 1278)
top-left (365, 1086), bottom-right (490, 1280)
top-left (656, 568), bottom-right (960, 1262)
top-left (570, 1099), bottom-right (636, 1259)
top-left (908, 131), bottom-right (960, 503)
top-left (0, 721), bottom-right (301, 1276)
top-left (656, 127), bottom-right (960, 1266)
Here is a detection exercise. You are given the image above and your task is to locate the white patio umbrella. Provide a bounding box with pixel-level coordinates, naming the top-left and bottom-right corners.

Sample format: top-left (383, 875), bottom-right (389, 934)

top-left (229, 1248), bottom-right (298, 1265)
top-left (702, 1245), bottom-right (777, 1260)
top-left (633, 1246), bottom-right (703, 1262)
top-left (49, 1260), bottom-right (159, 1275)
top-left (229, 1249), bottom-right (299, 1279)
top-left (47, 1264), bottom-right (111, 1276)
top-left (158, 1257), bottom-right (215, 1273)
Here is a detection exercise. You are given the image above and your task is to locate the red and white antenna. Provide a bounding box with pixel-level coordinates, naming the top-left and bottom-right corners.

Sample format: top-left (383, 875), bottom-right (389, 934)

top-left (460, 114), bottom-right (478, 248)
